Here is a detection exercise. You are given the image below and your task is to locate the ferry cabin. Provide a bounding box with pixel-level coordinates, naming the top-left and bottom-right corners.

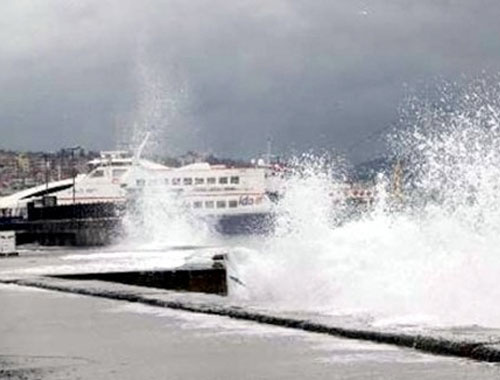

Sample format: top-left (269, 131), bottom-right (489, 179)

top-left (126, 162), bottom-right (273, 216)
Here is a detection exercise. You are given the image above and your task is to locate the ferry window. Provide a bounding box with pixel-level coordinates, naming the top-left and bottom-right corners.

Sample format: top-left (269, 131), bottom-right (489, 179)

top-left (183, 178), bottom-right (193, 186)
top-left (136, 179), bottom-right (145, 187)
top-left (205, 201), bottom-right (214, 208)
top-left (207, 177), bottom-right (216, 185)
top-left (228, 200), bottom-right (238, 208)
top-left (193, 201), bottom-right (202, 209)
top-left (230, 176), bottom-right (240, 184)
top-left (195, 178), bottom-right (204, 185)
top-left (91, 170), bottom-right (105, 178)
top-left (172, 178), bottom-right (181, 186)
top-left (112, 169), bottom-right (127, 178)
top-left (164, 178), bottom-right (169, 185)
top-left (219, 177), bottom-right (228, 185)
top-left (216, 200), bottom-right (226, 208)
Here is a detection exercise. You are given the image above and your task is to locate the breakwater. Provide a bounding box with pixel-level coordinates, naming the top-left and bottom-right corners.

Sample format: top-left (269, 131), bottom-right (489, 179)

top-left (0, 202), bottom-right (122, 246)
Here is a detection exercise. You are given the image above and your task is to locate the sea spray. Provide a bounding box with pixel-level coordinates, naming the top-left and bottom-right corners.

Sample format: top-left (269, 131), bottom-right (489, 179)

top-left (126, 56), bottom-right (192, 157)
top-left (117, 58), bottom-right (215, 249)
top-left (229, 152), bottom-right (351, 310)
top-left (272, 152), bottom-right (349, 237)
top-left (231, 78), bottom-right (500, 327)
top-left (120, 171), bottom-right (216, 249)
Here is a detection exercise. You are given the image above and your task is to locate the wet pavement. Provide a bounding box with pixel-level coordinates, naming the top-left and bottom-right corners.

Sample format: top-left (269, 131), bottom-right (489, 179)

top-left (4, 246), bottom-right (500, 361)
top-left (1, 283), bottom-right (500, 379)
top-left (0, 245), bottom-right (219, 280)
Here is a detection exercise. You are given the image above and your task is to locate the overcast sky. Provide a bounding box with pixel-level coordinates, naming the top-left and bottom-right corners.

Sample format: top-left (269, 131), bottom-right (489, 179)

top-left (1, 0), bottom-right (500, 162)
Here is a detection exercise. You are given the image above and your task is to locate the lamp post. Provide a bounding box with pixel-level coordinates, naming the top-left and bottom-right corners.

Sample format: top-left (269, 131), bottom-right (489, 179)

top-left (44, 153), bottom-right (51, 192)
top-left (64, 146), bottom-right (82, 205)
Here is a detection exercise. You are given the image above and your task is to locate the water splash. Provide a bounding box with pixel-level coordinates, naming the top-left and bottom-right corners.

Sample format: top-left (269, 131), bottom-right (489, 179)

top-left (232, 77), bottom-right (500, 327)
top-left (120, 174), bottom-right (217, 249)
top-left (115, 50), bottom-right (217, 249)
top-left (119, 49), bottom-right (193, 157)
top-left (272, 152), bottom-right (348, 237)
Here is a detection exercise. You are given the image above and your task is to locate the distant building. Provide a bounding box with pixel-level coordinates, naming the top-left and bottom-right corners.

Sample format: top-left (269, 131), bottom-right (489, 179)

top-left (0, 149), bottom-right (99, 196)
top-left (16, 154), bottom-right (30, 173)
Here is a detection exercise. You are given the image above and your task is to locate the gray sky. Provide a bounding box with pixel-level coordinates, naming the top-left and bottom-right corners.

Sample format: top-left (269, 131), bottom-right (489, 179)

top-left (1, 0), bottom-right (500, 162)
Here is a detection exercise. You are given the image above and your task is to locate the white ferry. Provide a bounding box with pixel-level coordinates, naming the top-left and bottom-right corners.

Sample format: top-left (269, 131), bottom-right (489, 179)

top-left (0, 150), bottom-right (278, 232)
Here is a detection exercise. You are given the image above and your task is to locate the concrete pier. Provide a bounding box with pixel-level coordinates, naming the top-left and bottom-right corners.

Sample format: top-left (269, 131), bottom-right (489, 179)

top-left (52, 267), bottom-right (228, 295)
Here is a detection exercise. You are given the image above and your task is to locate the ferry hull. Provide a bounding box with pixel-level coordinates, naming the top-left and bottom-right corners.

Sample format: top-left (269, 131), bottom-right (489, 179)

top-left (211, 212), bottom-right (275, 235)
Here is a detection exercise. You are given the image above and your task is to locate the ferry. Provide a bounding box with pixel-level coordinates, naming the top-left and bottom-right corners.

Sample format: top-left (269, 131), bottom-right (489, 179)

top-left (0, 150), bottom-right (279, 233)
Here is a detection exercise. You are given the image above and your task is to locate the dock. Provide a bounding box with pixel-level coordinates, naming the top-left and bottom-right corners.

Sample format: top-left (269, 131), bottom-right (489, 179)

top-left (0, 202), bottom-right (123, 246)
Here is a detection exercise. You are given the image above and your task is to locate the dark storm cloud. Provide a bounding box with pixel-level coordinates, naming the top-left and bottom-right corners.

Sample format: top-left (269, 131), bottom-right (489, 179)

top-left (1, 0), bottom-right (500, 162)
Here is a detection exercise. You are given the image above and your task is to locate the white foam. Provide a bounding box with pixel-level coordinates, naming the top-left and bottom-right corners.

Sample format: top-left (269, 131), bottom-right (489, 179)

top-left (231, 80), bottom-right (500, 328)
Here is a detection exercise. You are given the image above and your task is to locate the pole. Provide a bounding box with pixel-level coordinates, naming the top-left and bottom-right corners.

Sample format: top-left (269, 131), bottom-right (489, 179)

top-left (62, 146), bottom-right (81, 206)
top-left (72, 149), bottom-right (76, 205)
top-left (44, 154), bottom-right (49, 192)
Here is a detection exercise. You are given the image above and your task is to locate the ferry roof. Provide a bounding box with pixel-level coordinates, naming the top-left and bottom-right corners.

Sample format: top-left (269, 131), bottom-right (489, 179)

top-left (0, 178), bottom-right (74, 208)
